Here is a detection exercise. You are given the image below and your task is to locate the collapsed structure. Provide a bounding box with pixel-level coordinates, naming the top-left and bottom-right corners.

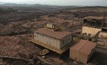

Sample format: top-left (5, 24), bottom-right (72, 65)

top-left (31, 23), bottom-right (73, 54)
top-left (82, 16), bottom-right (107, 38)
top-left (70, 40), bottom-right (97, 64)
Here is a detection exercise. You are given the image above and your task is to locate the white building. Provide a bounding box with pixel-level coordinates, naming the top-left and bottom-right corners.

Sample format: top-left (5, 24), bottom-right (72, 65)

top-left (33, 27), bottom-right (73, 54)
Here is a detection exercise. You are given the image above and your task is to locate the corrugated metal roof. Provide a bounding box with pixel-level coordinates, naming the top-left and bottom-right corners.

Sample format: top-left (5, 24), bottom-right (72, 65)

top-left (84, 16), bottom-right (104, 19)
top-left (35, 28), bottom-right (72, 40)
top-left (71, 40), bottom-right (97, 55)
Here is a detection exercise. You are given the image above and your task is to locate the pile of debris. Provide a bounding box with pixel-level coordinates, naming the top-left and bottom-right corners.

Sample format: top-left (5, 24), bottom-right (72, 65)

top-left (0, 36), bottom-right (40, 58)
top-left (0, 36), bottom-right (43, 65)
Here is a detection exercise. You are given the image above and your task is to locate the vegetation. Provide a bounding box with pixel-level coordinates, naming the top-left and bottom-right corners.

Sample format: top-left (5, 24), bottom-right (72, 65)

top-left (0, 7), bottom-right (16, 13)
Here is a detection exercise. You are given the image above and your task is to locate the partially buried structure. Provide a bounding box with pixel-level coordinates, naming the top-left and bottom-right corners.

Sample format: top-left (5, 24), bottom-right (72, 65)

top-left (82, 16), bottom-right (107, 38)
top-left (31, 23), bottom-right (73, 54)
top-left (70, 40), bottom-right (97, 64)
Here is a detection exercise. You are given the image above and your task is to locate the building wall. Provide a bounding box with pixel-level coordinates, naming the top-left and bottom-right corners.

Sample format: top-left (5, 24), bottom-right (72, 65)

top-left (87, 49), bottom-right (95, 63)
top-left (78, 52), bottom-right (88, 64)
top-left (82, 26), bottom-right (101, 36)
top-left (99, 32), bottom-right (107, 38)
top-left (70, 48), bottom-right (93, 64)
top-left (69, 49), bottom-right (77, 61)
top-left (60, 35), bottom-right (72, 48)
top-left (34, 32), bottom-right (72, 49)
top-left (34, 32), bottom-right (61, 49)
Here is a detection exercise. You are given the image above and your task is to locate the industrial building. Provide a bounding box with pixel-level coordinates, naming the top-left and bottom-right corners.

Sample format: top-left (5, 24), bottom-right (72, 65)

top-left (31, 23), bottom-right (73, 54)
top-left (70, 40), bottom-right (97, 64)
top-left (82, 16), bottom-right (107, 38)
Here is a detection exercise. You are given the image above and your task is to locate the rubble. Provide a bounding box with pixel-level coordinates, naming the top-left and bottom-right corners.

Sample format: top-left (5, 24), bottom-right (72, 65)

top-left (0, 36), bottom-right (43, 65)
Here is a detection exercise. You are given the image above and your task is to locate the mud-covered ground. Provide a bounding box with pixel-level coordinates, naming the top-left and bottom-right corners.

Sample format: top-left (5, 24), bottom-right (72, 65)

top-left (0, 6), bottom-right (107, 65)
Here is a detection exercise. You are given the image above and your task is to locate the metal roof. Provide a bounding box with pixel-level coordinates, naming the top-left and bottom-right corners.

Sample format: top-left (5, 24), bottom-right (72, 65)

top-left (35, 28), bottom-right (72, 40)
top-left (71, 40), bottom-right (97, 55)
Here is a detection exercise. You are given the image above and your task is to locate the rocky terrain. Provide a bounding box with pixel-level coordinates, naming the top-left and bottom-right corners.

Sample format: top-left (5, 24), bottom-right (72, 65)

top-left (0, 6), bottom-right (107, 65)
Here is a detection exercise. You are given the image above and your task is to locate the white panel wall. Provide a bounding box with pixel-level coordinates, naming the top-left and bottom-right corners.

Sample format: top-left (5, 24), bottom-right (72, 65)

top-left (34, 32), bottom-right (61, 49)
top-left (34, 32), bottom-right (72, 49)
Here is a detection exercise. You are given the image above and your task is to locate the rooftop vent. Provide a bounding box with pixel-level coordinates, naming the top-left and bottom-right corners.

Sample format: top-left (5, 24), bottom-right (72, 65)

top-left (46, 23), bottom-right (60, 31)
top-left (47, 23), bottom-right (55, 29)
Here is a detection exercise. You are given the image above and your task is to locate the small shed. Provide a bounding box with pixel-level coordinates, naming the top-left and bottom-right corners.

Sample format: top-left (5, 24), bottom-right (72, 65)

top-left (70, 40), bottom-right (97, 64)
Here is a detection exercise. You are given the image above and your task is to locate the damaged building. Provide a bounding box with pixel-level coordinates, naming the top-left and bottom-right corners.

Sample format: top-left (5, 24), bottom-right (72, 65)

top-left (70, 40), bottom-right (97, 64)
top-left (31, 23), bottom-right (73, 54)
top-left (82, 16), bottom-right (107, 38)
